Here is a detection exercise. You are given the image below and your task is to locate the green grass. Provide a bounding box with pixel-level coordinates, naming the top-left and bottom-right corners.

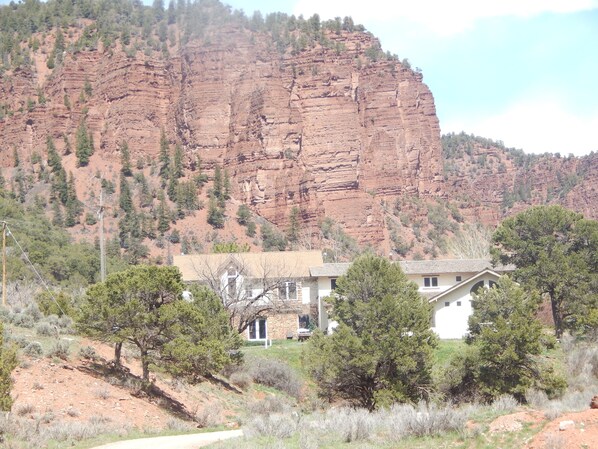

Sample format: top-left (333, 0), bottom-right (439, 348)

top-left (242, 339), bottom-right (307, 378)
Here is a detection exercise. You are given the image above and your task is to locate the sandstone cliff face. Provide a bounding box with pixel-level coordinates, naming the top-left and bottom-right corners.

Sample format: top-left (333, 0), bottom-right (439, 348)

top-left (0, 25), bottom-right (444, 250)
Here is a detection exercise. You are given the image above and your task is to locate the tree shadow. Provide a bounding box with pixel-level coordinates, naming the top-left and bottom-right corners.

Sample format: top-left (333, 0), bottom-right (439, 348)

top-left (76, 359), bottom-right (195, 422)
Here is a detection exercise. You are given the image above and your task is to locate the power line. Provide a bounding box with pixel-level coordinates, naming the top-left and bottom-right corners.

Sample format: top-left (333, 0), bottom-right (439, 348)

top-left (3, 222), bottom-right (66, 315)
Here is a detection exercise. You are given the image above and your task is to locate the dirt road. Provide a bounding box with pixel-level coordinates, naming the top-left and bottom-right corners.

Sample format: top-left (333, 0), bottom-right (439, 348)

top-left (90, 429), bottom-right (243, 449)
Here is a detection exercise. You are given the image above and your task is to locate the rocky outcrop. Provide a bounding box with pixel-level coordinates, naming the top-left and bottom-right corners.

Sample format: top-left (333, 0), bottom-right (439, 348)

top-left (0, 22), bottom-right (595, 255)
top-left (0, 26), bottom-right (443, 250)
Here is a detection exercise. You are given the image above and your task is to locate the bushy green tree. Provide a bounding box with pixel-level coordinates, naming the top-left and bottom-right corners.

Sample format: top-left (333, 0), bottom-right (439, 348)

top-left (78, 266), bottom-right (237, 382)
top-left (207, 196), bottom-right (224, 229)
top-left (120, 141), bottom-right (132, 176)
top-left (159, 285), bottom-right (241, 382)
top-left (305, 254), bottom-right (437, 410)
top-left (444, 277), bottom-right (565, 402)
top-left (236, 204), bottom-right (251, 226)
top-left (75, 119), bottom-right (94, 166)
top-left (492, 205), bottom-right (598, 337)
top-left (261, 223), bottom-right (287, 251)
top-left (0, 323), bottom-right (18, 411)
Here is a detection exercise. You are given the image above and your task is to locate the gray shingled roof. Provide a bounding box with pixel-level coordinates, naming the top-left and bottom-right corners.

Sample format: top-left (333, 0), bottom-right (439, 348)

top-left (309, 263), bottom-right (352, 277)
top-left (398, 259), bottom-right (511, 275)
top-left (309, 259), bottom-right (513, 277)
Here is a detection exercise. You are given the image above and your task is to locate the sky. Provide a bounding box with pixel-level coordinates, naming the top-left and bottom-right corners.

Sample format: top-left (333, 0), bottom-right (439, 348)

top-left (222, 0), bottom-right (598, 156)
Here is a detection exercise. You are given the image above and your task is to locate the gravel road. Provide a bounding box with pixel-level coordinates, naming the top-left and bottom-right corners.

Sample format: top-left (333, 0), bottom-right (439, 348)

top-left (90, 429), bottom-right (243, 449)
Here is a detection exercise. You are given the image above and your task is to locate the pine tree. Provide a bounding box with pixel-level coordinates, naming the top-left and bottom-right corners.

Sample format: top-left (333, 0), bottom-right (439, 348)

top-left (52, 201), bottom-right (64, 226)
top-left (172, 144), bottom-right (184, 179)
top-left (223, 169), bottom-right (231, 201)
top-left (75, 120), bottom-right (94, 166)
top-left (207, 195), bottom-right (224, 229)
top-left (159, 129), bottom-right (170, 181)
top-left (47, 136), bottom-right (62, 172)
top-left (0, 322), bottom-right (18, 411)
top-left (119, 175), bottom-right (133, 213)
top-left (120, 141), bottom-right (132, 176)
top-left (288, 206), bottom-right (300, 243)
top-left (157, 197), bottom-right (171, 234)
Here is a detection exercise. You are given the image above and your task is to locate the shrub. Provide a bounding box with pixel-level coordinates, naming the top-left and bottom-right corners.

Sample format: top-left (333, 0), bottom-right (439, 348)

top-left (248, 357), bottom-right (302, 398)
top-left (9, 335), bottom-right (31, 349)
top-left (47, 340), bottom-right (70, 360)
top-left (248, 396), bottom-right (293, 416)
top-left (78, 345), bottom-right (98, 361)
top-left (36, 322), bottom-right (57, 337)
top-left (23, 342), bottom-right (43, 358)
top-left (323, 407), bottom-right (374, 442)
top-left (23, 304), bottom-right (43, 322)
top-left (15, 403), bottom-right (34, 416)
top-left (229, 371), bottom-right (252, 390)
top-left (246, 413), bottom-right (297, 439)
top-left (11, 313), bottom-right (34, 328)
top-left (491, 394), bottom-right (518, 413)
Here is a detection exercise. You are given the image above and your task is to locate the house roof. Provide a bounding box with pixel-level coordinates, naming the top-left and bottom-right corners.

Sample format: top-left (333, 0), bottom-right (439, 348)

top-left (428, 268), bottom-right (502, 303)
top-left (173, 251), bottom-right (324, 282)
top-left (309, 259), bottom-right (513, 278)
top-left (309, 263), bottom-right (352, 277)
top-left (398, 259), bottom-right (513, 275)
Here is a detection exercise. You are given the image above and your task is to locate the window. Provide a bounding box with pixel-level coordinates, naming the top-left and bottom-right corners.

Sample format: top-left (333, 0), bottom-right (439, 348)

top-left (424, 276), bottom-right (438, 287)
top-left (470, 280), bottom-right (485, 295)
top-left (330, 278), bottom-right (337, 290)
top-left (280, 281), bottom-right (298, 300)
top-left (248, 318), bottom-right (267, 340)
top-left (226, 267), bottom-right (238, 297)
top-left (456, 275), bottom-right (462, 282)
top-left (298, 314), bottom-right (311, 329)
top-left (457, 301), bottom-right (462, 306)
top-left (489, 280), bottom-right (497, 289)
top-left (245, 284), bottom-right (253, 300)
top-left (444, 301), bottom-right (450, 307)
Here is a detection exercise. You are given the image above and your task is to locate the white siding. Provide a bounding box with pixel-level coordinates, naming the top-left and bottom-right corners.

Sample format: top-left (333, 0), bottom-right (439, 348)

top-left (431, 275), bottom-right (500, 339)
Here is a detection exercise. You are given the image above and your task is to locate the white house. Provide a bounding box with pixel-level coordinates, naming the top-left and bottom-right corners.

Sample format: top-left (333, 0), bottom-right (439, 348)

top-left (173, 252), bottom-right (512, 341)
top-left (310, 259), bottom-right (512, 340)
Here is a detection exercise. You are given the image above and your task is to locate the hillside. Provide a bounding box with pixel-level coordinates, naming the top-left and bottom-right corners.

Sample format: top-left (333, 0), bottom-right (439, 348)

top-left (0, 0), bottom-right (596, 263)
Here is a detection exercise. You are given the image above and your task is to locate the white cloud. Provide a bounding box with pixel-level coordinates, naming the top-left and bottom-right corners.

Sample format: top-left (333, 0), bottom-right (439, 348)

top-left (293, 0), bottom-right (598, 35)
top-left (441, 97), bottom-right (598, 156)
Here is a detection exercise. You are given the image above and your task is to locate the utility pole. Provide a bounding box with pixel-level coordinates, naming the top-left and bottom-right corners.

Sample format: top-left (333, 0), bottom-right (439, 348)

top-left (2, 221), bottom-right (6, 307)
top-left (98, 189), bottom-right (106, 282)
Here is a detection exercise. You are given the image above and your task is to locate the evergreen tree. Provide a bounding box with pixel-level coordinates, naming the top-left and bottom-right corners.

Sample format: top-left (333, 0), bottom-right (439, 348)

top-left (305, 255), bottom-right (437, 410)
top-left (444, 277), bottom-right (565, 402)
top-left (236, 204), bottom-right (251, 225)
top-left (167, 174), bottom-right (179, 202)
top-left (223, 168), bottom-right (231, 201)
top-left (288, 206), bottom-right (300, 243)
top-left (207, 196), bottom-right (224, 229)
top-left (157, 196), bottom-right (171, 234)
top-left (75, 119), bottom-right (94, 166)
top-left (12, 148), bottom-right (19, 167)
top-left (172, 144), bottom-right (184, 178)
top-left (51, 167), bottom-right (68, 205)
top-left (0, 323), bottom-right (18, 411)
top-left (492, 205), bottom-right (598, 337)
top-left (52, 201), bottom-right (64, 226)
top-left (120, 140), bottom-right (132, 176)
top-left (119, 175), bottom-right (133, 213)
top-left (212, 165), bottom-right (223, 204)
top-left (46, 136), bottom-right (62, 172)
top-left (159, 129), bottom-right (170, 181)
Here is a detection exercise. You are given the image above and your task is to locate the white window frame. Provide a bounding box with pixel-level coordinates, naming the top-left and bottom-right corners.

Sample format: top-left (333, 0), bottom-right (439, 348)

top-left (280, 281), bottom-right (298, 300)
top-left (248, 318), bottom-right (267, 340)
top-left (423, 276), bottom-right (439, 288)
top-left (226, 266), bottom-right (238, 298)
